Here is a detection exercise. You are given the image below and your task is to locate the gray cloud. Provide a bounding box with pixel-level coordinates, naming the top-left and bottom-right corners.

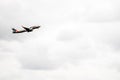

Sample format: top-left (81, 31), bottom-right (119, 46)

top-left (1, 23), bottom-right (120, 80)
top-left (1, 0), bottom-right (120, 40)
top-left (1, 0), bottom-right (120, 80)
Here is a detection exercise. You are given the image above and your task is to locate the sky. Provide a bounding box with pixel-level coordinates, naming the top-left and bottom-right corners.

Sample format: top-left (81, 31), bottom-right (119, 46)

top-left (1, 0), bottom-right (120, 80)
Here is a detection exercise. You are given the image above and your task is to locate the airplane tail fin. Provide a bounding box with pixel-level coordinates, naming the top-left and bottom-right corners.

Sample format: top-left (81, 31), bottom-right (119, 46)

top-left (12, 28), bottom-right (18, 33)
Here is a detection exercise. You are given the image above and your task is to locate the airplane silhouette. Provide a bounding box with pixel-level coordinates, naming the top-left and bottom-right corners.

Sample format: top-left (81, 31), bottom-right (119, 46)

top-left (12, 25), bottom-right (40, 33)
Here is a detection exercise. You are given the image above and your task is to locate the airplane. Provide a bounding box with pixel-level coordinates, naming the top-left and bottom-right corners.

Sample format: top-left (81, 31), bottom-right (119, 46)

top-left (12, 25), bottom-right (41, 33)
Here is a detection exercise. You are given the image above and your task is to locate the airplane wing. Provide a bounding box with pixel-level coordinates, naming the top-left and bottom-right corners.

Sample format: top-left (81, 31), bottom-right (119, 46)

top-left (22, 26), bottom-right (30, 30)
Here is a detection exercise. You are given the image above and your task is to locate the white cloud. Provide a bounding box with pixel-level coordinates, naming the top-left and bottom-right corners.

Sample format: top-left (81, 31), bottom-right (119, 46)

top-left (1, 22), bottom-right (120, 79)
top-left (0, 55), bottom-right (22, 80)
top-left (1, 0), bottom-right (120, 80)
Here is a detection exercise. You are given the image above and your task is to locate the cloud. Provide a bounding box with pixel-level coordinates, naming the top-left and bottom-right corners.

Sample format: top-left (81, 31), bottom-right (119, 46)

top-left (81, 22), bottom-right (120, 49)
top-left (0, 54), bottom-right (21, 80)
top-left (1, 0), bottom-right (120, 80)
top-left (1, 22), bottom-right (120, 80)
top-left (0, 0), bottom-right (120, 40)
top-left (83, 0), bottom-right (120, 22)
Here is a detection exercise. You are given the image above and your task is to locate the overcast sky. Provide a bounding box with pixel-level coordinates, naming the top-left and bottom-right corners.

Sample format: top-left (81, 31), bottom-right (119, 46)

top-left (1, 0), bottom-right (120, 80)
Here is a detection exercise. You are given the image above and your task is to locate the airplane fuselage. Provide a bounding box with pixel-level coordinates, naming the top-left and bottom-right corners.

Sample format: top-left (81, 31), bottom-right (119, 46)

top-left (12, 26), bottom-right (40, 33)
